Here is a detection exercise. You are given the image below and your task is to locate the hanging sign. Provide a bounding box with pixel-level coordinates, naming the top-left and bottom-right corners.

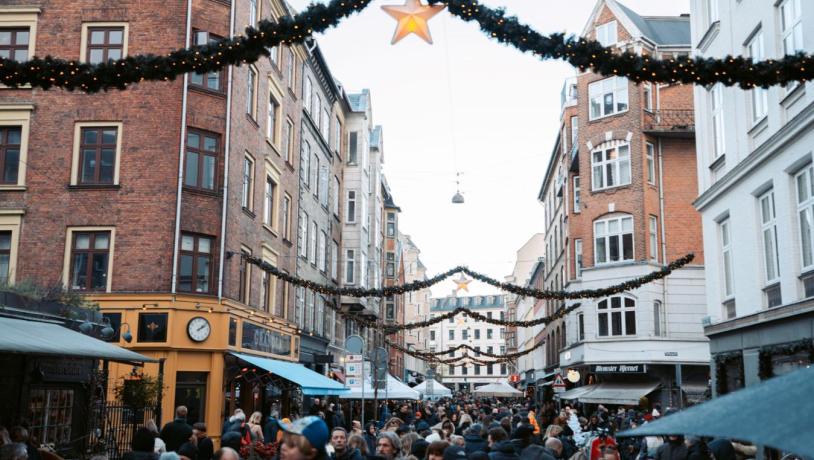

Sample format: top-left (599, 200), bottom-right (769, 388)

top-left (553, 373), bottom-right (566, 393)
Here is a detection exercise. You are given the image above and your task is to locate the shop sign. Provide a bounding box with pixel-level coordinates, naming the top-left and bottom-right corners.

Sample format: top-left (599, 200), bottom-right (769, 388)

top-left (35, 357), bottom-right (94, 383)
top-left (241, 322), bottom-right (292, 356)
top-left (591, 364), bottom-right (646, 374)
top-left (552, 373), bottom-right (566, 393)
top-left (345, 354), bottom-right (363, 387)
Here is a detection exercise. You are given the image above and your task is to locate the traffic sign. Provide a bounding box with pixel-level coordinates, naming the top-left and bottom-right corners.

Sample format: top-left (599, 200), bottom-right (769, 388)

top-left (553, 373), bottom-right (566, 393)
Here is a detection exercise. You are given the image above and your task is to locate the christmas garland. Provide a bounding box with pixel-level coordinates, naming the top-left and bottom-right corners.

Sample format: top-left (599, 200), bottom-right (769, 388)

top-left (246, 253), bottom-right (694, 301)
top-left (385, 326), bottom-right (551, 360)
top-left (2, 0), bottom-right (813, 91)
top-left (757, 338), bottom-right (814, 380)
top-left (713, 351), bottom-right (743, 396)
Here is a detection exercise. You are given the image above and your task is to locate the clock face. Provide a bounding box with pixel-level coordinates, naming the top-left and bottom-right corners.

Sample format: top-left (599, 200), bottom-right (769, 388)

top-left (187, 317), bottom-right (211, 342)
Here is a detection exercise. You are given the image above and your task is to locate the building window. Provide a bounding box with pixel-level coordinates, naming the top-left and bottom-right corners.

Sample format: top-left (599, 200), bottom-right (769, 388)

top-left (759, 190), bottom-right (780, 285)
top-left (430, 330), bottom-right (435, 341)
top-left (285, 119), bottom-right (294, 164)
top-left (348, 132), bottom-right (358, 164)
top-left (570, 115), bottom-right (579, 146)
top-left (720, 219), bottom-right (734, 299)
top-left (303, 77), bottom-right (313, 115)
top-left (190, 31), bottom-right (222, 91)
top-left (577, 312), bottom-right (585, 341)
top-left (334, 117), bottom-right (342, 154)
top-left (796, 167), bottom-right (814, 271)
top-left (589, 76), bottom-right (628, 120)
top-left (321, 109), bottom-right (330, 141)
top-left (239, 248), bottom-right (252, 305)
top-left (184, 129), bottom-right (218, 191)
top-left (300, 140), bottom-right (310, 186)
top-left (249, 0), bottom-right (257, 24)
top-left (461, 365), bottom-right (468, 376)
top-left (69, 231), bottom-right (111, 291)
top-left (346, 190), bottom-right (357, 223)
top-left (0, 231), bottom-right (10, 283)
top-left (594, 215), bottom-right (634, 264)
top-left (448, 365), bottom-right (454, 376)
top-left (314, 97), bottom-right (322, 128)
top-left (705, 0), bottom-right (719, 26)
top-left (247, 66), bottom-right (258, 119)
top-left (487, 329), bottom-right (493, 339)
top-left (653, 300), bottom-right (666, 337)
top-left (331, 241), bottom-right (338, 280)
top-left (318, 163), bottom-right (329, 208)
top-left (487, 364), bottom-right (493, 375)
top-left (78, 126), bottom-right (118, 185)
top-left (28, 389), bottom-right (74, 447)
top-left (575, 238), bottom-right (583, 278)
top-left (781, 0), bottom-right (803, 55)
top-left (280, 194), bottom-right (291, 240)
top-left (84, 26), bottom-right (125, 64)
top-left (309, 221), bottom-right (317, 265)
top-left (595, 21), bottom-right (617, 47)
top-left (318, 231), bottom-right (327, 272)
top-left (747, 32), bottom-right (768, 123)
top-left (286, 48), bottom-right (296, 88)
top-left (267, 93), bottom-right (280, 143)
top-left (0, 127), bottom-right (21, 185)
top-left (242, 155), bottom-right (255, 210)
top-left (261, 270), bottom-right (271, 312)
top-left (461, 328), bottom-right (468, 340)
top-left (592, 142), bottom-right (630, 190)
top-left (474, 329), bottom-right (480, 340)
top-left (305, 290), bottom-right (314, 331)
top-left (386, 212), bottom-right (396, 237)
top-left (0, 28), bottom-right (29, 61)
top-left (297, 210), bottom-right (308, 258)
top-left (345, 249), bottom-right (355, 284)
top-left (263, 176), bottom-right (276, 228)
top-left (500, 364), bottom-right (507, 375)
top-left (646, 143), bottom-right (656, 184)
top-left (385, 296), bottom-right (395, 321)
top-left (597, 295), bottom-right (636, 337)
top-left (710, 84), bottom-right (725, 159)
top-left (643, 83), bottom-right (653, 111)
top-left (723, 299), bottom-right (736, 320)
top-left (333, 176), bottom-right (341, 217)
top-left (649, 216), bottom-right (659, 262)
top-left (386, 252), bottom-right (395, 278)
top-left (178, 234), bottom-right (213, 293)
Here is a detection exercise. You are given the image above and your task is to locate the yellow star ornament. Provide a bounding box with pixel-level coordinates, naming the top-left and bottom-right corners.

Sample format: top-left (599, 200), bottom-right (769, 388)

top-left (381, 0), bottom-right (446, 45)
top-left (454, 274), bottom-right (471, 293)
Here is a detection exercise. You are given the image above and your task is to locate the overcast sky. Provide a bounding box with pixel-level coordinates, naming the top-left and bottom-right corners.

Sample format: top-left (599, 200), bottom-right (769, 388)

top-left (288, 0), bottom-right (691, 297)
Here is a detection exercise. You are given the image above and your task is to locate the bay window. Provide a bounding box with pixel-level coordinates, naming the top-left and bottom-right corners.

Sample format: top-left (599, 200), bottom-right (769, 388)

top-left (594, 215), bottom-right (634, 265)
top-left (589, 76), bottom-right (628, 120)
top-left (597, 295), bottom-right (636, 337)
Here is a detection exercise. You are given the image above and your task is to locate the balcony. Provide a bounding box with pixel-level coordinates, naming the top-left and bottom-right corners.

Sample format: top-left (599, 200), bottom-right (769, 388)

top-left (561, 77), bottom-right (578, 110)
top-left (643, 109), bottom-right (695, 138)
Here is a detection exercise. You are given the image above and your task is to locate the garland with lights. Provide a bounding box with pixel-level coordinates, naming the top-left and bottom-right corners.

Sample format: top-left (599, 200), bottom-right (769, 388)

top-left (714, 351), bottom-right (743, 396)
top-left (385, 327), bottom-right (552, 360)
top-left (757, 338), bottom-right (814, 381)
top-left (1, 0), bottom-right (813, 91)
top-left (245, 253), bottom-right (694, 302)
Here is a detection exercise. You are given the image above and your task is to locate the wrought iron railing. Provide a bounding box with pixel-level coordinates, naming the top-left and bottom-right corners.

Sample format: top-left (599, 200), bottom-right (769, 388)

top-left (644, 109), bottom-right (695, 132)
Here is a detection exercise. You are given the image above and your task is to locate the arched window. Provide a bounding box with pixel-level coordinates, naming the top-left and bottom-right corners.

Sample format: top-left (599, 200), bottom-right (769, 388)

top-left (594, 214), bottom-right (634, 264)
top-left (597, 295), bottom-right (636, 337)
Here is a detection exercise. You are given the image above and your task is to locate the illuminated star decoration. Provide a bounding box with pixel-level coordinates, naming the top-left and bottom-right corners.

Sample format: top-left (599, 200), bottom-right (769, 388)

top-left (381, 0), bottom-right (446, 45)
top-left (454, 274), bottom-right (471, 293)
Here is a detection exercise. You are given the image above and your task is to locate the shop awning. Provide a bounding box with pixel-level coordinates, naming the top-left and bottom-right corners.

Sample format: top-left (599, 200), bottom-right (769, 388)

top-left (0, 316), bottom-right (157, 365)
top-left (578, 381), bottom-right (660, 405)
top-left (230, 352), bottom-right (348, 395)
top-left (555, 384), bottom-right (598, 400)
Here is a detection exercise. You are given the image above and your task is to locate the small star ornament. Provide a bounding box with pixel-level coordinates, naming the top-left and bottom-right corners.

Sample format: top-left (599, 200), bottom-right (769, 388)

top-left (381, 0), bottom-right (446, 45)
top-left (454, 274), bottom-right (471, 293)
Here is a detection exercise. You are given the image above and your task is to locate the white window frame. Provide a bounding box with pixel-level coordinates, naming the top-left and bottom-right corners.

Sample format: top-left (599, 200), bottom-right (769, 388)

top-left (263, 174), bottom-right (276, 227)
top-left (334, 117), bottom-right (342, 154)
top-left (780, 0), bottom-right (803, 55)
top-left (573, 176), bottom-right (581, 212)
top-left (706, 0), bottom-right (719, 27)
top-left (643, 83), bottom-right (653, 111)
top-left (595, 21), bottom-right (617, 47)
top-left (570, 116), bottom-right (578, 147)
top-left (249, 0), bottom-right (257, 25)
top-left (309, 221), bottom-right (317, 265)
top-left (796, 166), bottom-right (814, 271)
top-left (649, 216), bottom-right (659, 262)
top-left (594, 215), bottom-right (634, 265)
top-left (318, 230), bottom-right (327, 272)
top-left (331, 241), bottom-right (338, 281)
top-left (346, 190), bottom-right (357, 223)
top-left (646, 142), bottom-right (656, 184)
top-left (720, 219), bottom-right (734, 299)
top-left (333, 176), bottom-right (341, 217)
top-left (747, 31), bottom-right (768, 123)
top-left (281, 193), bottom-right (291, 240)
top-left (303, 76), bottom-right (312, 115)
top-left (591, 141), bottom-right (631, 191)
top-left (759, 189), bottom-right (780, 284)
top-left (242, 154), bottom-right (255, 211)
top-left (345, 249), bottom-right (355, 284)
top-left (300, 140), bottom-right (310, 186)
top-left (653, 300), bottom-right (666, 337)
top-left (589, 76), bottom-right (628, 120)
top-left (596, 295), bottom-right (636, 337)
top-left (247, 66), bottom-right (258, 119)
top-left (711, 84), bottom-right (726, 159)
top-left (575, 238), bottom-right (583, 278)
top-left (298, 210), bottom-right (307, 258)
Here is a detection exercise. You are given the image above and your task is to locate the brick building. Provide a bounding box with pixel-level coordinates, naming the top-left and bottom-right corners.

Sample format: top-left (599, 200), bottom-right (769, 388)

top-left (383, 182), bottom-right (404, 379)
top-left (538, 0), bottom-right (710, 408)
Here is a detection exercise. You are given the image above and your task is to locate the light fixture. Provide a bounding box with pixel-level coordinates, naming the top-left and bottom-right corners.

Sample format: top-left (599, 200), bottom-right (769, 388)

top-left (451, 172), bottom-right (465, 204)
top-left (121, 323), bottom-right (133, 343)
top-left (79, 320), bottom-right (94, 335)
top-left (100, 317), bottom-right (116, 340)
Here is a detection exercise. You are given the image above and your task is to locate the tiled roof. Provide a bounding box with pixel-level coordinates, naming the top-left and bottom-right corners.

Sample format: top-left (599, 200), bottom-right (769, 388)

top-left (430, 295), bottom-right (505, 311)
top-left (615, 1), bottom-right (690, 46)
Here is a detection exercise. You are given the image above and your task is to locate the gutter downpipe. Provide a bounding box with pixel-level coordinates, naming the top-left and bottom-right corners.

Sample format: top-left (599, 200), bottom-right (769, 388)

top-left (218, 0), bottom-right (237, 299)
top-left (170, 0), bottom-right (194, 294)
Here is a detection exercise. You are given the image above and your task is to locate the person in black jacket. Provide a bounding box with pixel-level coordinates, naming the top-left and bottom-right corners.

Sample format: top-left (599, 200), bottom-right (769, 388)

top-left (463, 425), bottom-right (488, 455)
top-left (330, 428), bottom-right (364, 460)
top-left (161, 406), bottom-right (194, 453)
top-left (685, 437), bottom-right (711, 460)
top-left (654, 436), bottom-right (688, 460)
top-left (124, 427), bottom-right (160, 460)
top-left (193, 423), bottom-right (214, 460)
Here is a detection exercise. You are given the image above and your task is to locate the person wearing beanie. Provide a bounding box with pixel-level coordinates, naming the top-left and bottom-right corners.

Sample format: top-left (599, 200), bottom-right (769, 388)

top-left (463, 425), bottom-right (488, 455)
top-left (376, 432), bottom-right (402, 460)
top-left (279, 416), bottom-right (330, 460)
top-left (654, 436), bottom-right (687, 460)
top-left (410, 439), bottom-right (429, 460)
top-left (443, 446), bottom-right (468, 460)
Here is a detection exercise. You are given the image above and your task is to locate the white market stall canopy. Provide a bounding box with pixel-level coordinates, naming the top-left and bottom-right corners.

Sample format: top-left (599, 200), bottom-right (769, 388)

top-left (473, 381), bottom-right (524, 397)
top-left (412, 379), bottom-right (452, 398)
top-left (340, 373), bottom-right (421, 400)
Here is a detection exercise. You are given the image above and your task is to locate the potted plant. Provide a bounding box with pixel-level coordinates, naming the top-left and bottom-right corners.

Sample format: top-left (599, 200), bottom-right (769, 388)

top-left (113, 373), bottom-right (162, 424)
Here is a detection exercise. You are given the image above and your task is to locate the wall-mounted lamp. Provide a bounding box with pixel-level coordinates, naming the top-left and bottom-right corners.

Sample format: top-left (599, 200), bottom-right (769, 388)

top-left (121, 323), bottom-right (133, 343)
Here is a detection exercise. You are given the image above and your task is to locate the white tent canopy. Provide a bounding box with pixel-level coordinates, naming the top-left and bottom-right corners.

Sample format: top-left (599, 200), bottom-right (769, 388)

top-left (473, 381), bottom-right (524, 398)
top-left (412, 379), bottom-right (452, 398)
top-left (340, 373), bottom-right (421, 400)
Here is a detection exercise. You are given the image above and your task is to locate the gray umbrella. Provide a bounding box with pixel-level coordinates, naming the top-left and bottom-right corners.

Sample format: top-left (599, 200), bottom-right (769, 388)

top-left (617, 365), bottom-right (814, 458)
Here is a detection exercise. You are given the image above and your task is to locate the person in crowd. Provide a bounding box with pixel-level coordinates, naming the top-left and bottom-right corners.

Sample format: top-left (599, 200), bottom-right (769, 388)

top-left (213, 448), bottom-right (239, 460)
top-left (384, 419), bottom-right (403, 434)
top-left (363, 423), bottom-right (377, 456)
top-left (223, 410), bottom-right (245, 435)
top-left (125, 428), bottom-right (160, 460)
top-left (331, 428), bottom-right (363, 460)
top-left (399, 433), bottom-right (419, 458)
top-left (177, 441), bottom-right (198, 460)
top-left (707, 440), bottom-right (735, 460)
top-left (0, 426), bottom-right (10, 447)
top-left (463, 425), bottom-right (487, 455)
top-left (443, 446), bottom-right (467, 460)
top-left (265, 411), bottom-right (281, 444)
top-left (425, 441), bottom-right (449, 460)
top-left (146, 420), bottom-right (167, 454)
top-left (220, 432), bottom-right (243, 455)
top-left (310, 400), bottom-right (323, 417)
top-left (685, 437), bottom-right (711, 460)
top-left (161, 407), bottom-right (194, 453)
top-left (526, 408), bottom-right (540, 441)
top-left (279, 416), bottom-right (330, 460)
top-left (193, 424), bottom-right (213, 460)
top-left (449, 436), bottom-right (464, 448)
top-left (350, 422), bottom-right (363, 438)
top-left (544, 438), bottom-right (563, 460)
top-left (1, 444), bottom-right (28, 460)
top-left (397, 405), bottom-right (415, 426)
top-left (376, 432), bottom-right (402, 460)
top-left (601, 446), bottom-right (621, 460)
top-left (410, 439), bottom-right (428, 460)
top-left (9, 427), bottom-right (40, 460)
top-left (248, 412), bottom-right (265, 443)
top-left (654, 436), bottom-right (687, 460)
top-left (519, 445), bottom-right (554, 460)
top-left (347, 435), bottom-right (368, 457)
top-left (456, 414), bottom-right (472, 436)
top-left (487, 428), bottom-right (516, 460)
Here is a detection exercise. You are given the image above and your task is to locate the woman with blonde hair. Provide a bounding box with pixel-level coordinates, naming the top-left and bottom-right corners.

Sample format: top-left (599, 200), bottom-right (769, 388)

top-left (348, 435), bottom-right (368, 456)
top-left (145, 419), bottom-right (166, 453)
top-left (399, 433), bottom-right (419, 458)
top-left (248, 412), bottom-right (265, 443)
top-left (544, 424), bottom-right (563, 440)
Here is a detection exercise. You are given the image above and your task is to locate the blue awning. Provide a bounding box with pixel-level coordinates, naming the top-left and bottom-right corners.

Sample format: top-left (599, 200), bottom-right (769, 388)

top-left (229, 352), bottom-right (349, 396)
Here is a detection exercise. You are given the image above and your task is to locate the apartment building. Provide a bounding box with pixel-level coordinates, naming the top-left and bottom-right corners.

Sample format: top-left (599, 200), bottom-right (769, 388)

top-left (690, 0), bottom-right (814, 394)
top-left (401, 233), bottom-right (432, 382)
top-left (543, 0), bottom-right (710, 408)
top-left (504, 233), bottom-right (545, 371)
top-left (430, 294), bottom-right (509, 391)
top-left (383, 183), bottom-right (405, 378)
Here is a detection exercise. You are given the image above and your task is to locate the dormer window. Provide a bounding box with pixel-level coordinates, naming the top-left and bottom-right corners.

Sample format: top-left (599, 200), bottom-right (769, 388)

top-left (596, 21), bottom-right (617, 47)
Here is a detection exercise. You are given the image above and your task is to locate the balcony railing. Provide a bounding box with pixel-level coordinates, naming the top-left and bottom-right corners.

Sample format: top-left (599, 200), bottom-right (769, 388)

top-left (643, 109), bottom-right (695, 136)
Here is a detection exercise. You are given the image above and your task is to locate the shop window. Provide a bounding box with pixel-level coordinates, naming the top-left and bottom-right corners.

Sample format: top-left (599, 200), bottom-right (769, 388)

top-left (137, 312), bottom-right (168, 342)
top-left (175, 372), bottom-right (208, 425)
top-left (28, 389), bottom-right (74, 446)
top-left (102, 312), bottom-right (122, 342)
top-left (229, 318), bottom-right (238, 346)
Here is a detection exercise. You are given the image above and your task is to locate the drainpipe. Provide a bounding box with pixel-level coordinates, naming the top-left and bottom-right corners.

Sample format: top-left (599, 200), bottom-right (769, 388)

top-left (170, 0), bottom-right (194, 294)
top-left (217, 0), bottom-right (237, 299)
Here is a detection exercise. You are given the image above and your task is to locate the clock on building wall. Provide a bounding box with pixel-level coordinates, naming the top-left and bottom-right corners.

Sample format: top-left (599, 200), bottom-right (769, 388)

top-left (187, 317), bottom-right (211, 342)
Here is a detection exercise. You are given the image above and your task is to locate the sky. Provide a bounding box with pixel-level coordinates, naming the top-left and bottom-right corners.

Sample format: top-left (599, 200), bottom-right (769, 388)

top-left (288, 0), bottom-right (691, 297)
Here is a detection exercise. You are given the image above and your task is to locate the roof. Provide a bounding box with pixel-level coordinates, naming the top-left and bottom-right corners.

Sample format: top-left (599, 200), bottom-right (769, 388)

top-left (348, 89), bottom-right (370, 112)
top-left (0, 316), bottom-right (157, 365)
top-left (231, 352), bottom-right (349, 395)
top-left (430, 295), bottom-right (505, 311)
top-left (614, 0), bottom-right (690, 46)
top-left (370, 125), bottom-right (383, 150)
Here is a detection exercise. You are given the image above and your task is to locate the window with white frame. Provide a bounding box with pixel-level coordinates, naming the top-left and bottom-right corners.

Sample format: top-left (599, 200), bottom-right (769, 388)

top-left (594, 215), bottom-right (633, 264)
top-left (242, 155), bottom-right (254, 210)
top-left (597, 295), bottom-right (636, 337)
top-left (332, 176), bottom-right (341, 216)
top-left (247, 66), bottom-right (258, 119)
top-left (643, 83), bottom-right (653, 111)
top-left (780, 0), bottom-right (803, 55)
top-left (591, 142), bottom-right (631, 190)
top-left (321, 109), bottom-right (330, 141)
top-left (589, 76), bottom-right (628, 120)
top-left (759, 190), bottom-right (780, 284)
top-left (653, 300), bottom-right (666, 337)
top-left (331, 241), bottom-right (338, 280)
top-left (345, 249), bottom-right (355, 284)
top-left (577, 312), bottom-right (585, 341)
top-left (595, 21), bottom-right (617, 47)
top-left (646, 142), bottom-right (656, 184)
top-left (573, 176), bottom-right (581, 212)
top-left (720, 219), bottom-right (734, 299)
top-left (649, 216), bottom-right (658, 262)
top-left (298, 210), bottom-right (307, 258)
top-left (300, 140), bottom-right (310, 186)
top-left (346, 190), bottom-right (357, 223)
top-left (706, 0), bottom-right (719, 27)
top-left (303, 77), bottom-right (312, 115)
top-left (575, 238), bottom-right (583, 278)
top-left (249, 0), bottom-right (257, 25)
top-left (281, 194), bottom-right (291, 240)
top-left (334, 117), bottom-right (342, 154)
top-left (796, 166), bottom-right (814, 271)
top-left (570, 116), bottom-right (578, 147)
top-left (267, 93), bottom-right (279, 143)
top-left (319, 163), bottom-right (328, 207)
top-left (308, 221), bottom-right (317, 265)
top-left (312, 153), bottom-right (320, 198)
top-left (318, 230), bottom-right (327, 272)
top-left (711, 84), bottom-right (725, 159)
top-left (263, 175), bottom-right (275, 227)
top-left (747, 32), bottom-right (768, 122)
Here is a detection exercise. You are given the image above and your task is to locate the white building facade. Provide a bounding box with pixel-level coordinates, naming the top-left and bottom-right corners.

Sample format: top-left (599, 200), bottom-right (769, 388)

top-left (401, 233), bottom-right (432, 381)
top-left (690, 0), bottom-right (814, 395)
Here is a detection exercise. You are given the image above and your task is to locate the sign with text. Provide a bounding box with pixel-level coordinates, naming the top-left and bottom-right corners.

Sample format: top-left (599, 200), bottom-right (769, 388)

top-left (241, 322), bottom-right (292, 356)
top-left (591, 364), bottom-right (646, 374)
top-left (345, 354), bottom-right (364, 387)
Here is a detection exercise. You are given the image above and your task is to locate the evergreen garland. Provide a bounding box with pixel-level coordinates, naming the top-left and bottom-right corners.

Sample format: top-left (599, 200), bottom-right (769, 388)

top-left (757, 338), bottom-right (814, 380)
top-left (714, 351), bottom-right (743, 396)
